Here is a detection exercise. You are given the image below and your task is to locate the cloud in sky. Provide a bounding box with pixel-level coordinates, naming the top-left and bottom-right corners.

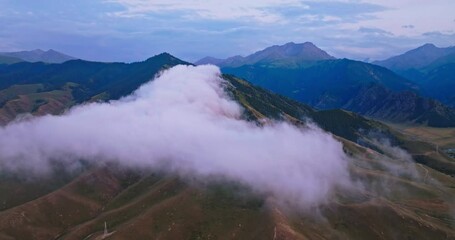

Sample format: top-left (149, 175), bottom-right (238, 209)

top-left (0, 0), bottom-right (453, 61)
top-left (0, 65), bottom-right (353, 208)
top-left (105, 0), bottom-right (310, 23)
top-left (358, 27), bottom-right (393, 36)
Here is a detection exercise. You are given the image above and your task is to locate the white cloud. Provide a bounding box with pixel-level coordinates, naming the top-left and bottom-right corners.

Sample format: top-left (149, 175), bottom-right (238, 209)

top-left (331, 45), bottom-right (384, 56)
top-left (0, 65), bottom-right (353, 208)
top-left (105, 0), bottom-right (309, 23)
top-left (351, 0), bottom-right (455, 36)
top-left (104, 0), bottom-right (454, 49)
top-left (2, 0), bottom-right (453, 61)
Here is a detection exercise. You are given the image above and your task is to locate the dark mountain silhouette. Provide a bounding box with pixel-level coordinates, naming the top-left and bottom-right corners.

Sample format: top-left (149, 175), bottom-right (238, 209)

top-left (222, 57), bottom-right (455, 127)
top-left (373, 44), bottom-right (455, 107)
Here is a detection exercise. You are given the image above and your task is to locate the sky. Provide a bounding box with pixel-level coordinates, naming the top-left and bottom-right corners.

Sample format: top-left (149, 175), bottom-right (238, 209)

top-left (0, 0), bottom-right (454, 62)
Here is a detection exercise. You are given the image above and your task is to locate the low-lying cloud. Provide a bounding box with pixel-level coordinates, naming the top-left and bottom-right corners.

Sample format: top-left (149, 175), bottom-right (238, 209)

top-left (0, 65), bottom-right (352, 208)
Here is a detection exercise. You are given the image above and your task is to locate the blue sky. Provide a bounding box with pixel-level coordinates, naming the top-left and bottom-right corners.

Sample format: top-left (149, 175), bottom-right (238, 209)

top-left (0, 0), bottom-right (454, 62)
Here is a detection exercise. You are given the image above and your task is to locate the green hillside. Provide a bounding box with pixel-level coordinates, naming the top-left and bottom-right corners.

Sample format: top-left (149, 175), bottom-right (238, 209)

top-left (0, 54), bottom-right (454, 239)
top-left (223, 59), bottom-right (455, 127)
top-left (373, 44), bottom-right (455, 108)
top-left (0, 53), bottom-right (187, 124)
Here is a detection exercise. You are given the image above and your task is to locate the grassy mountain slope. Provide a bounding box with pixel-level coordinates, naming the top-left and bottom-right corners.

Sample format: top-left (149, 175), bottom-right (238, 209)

top-left (0, 53), bottom-right (187, 124)
top-left (2, 158), bottom-right (453, 240)
top-left (0, 55), bottom-right (454, 239)
top-left (223, 59), bottom-right (416, 108)
top-left (224, 75), bottom-right (390, 143)
top-left (417, 63), bottom-right (455, 107)
top-left (342, 84), bottom-right (455, 127)
top-left (0, 54), bottom-right (451, 174)
top-left (223, 59), bottom-right (455, 127)
top-left (227, 75), bottom-right (455, 176)
top-left (373, 44), bottom-right (455, 108)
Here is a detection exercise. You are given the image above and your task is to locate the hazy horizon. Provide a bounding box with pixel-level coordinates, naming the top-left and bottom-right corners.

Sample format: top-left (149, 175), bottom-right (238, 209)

top-left (1, 0), bottom-right (454, 62)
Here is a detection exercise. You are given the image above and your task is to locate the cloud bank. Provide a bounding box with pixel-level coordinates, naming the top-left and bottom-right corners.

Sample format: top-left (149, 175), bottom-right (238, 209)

top-left (105, 0), bottom-right (309, 22)
top-left (0, 65), bottom-right (352, 207)
top-left (1, 1), bottom-right (454, 61)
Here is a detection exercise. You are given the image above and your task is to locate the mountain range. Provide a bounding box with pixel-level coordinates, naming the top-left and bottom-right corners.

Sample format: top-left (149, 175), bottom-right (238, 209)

top-left (0, 49), bottom-right (76, 64)
top-left (0, 52), bottom-right (454, 239)
top-left (0, 52), bottom-right (453, 176)
top-left (374, 44), bottom-right (455, 108)
top-left (0, 53), bottom-right (186, 124)
top-left (373, 43), bottom-right (455, 71)
top-left (198, 42), bottom-right (455, 127)
top-left (196, 42), bottom-right (334, 68)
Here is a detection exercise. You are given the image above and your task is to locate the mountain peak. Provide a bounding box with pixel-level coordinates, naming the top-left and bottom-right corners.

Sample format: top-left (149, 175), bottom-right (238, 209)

top-left (373, 43), bottom-right (455, 70)
top-left (283, 42), bottom-right (301, 47)
top-left (46, 49), bottom-right (59, 53)
top-left (279, 42), bottom-right (320, 53)
top-left (146, 52), bottom-right (174, 61)
top-left (196, 42), bottom-right (334, 67)
top-left (145, 52), bottom-right (189, 65)
top-left (420, 43), bottom-right (437, 49)
top-left (195, 56), bottom-right (225, 65)
top-left (302, 42), bottom-right (317, 47)
top-left (31, 49), bottom-right (45, 54)
top-left (249, 42), bottom-right (334, 64)
top-left (283, 41), bottom-right (315, 46)
top-left (412, 43), bottom-right (439, 53)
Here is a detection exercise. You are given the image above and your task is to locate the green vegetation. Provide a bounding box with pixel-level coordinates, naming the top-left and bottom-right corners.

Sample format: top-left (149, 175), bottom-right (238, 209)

top-left (373, 44), bottom-right (455, 108)
top-left (0, 53), bottom-right (187, 124)
top-left (0, 53), bottom-right (454, 239)
top-left (222, 59), bottom-right (455, 127)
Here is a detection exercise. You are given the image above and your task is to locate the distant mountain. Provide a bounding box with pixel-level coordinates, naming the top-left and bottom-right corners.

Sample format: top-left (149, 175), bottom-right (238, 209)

top-left (226, 59), bottom-right (417, 107)
top-left (195, 56), bottom-right (226, 65)
top-left (416, 62), bottom-right (455, 107)
top-left (223, 58), bottom-right (455, 127)
top-left (343, 84), bottom-right (455, 127)
top-left (204, 42), bottom-right (455, 126)
top-left (373, 43), bottom-right (455, 71)
top-left (0, 49), bottom-right (76, 64)
top-left (424, 52), bottom-right (455, 70)
top-left (373, 44), bottom-right (455, 107)
top-left (196, 42), bottom-right (335, 67)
